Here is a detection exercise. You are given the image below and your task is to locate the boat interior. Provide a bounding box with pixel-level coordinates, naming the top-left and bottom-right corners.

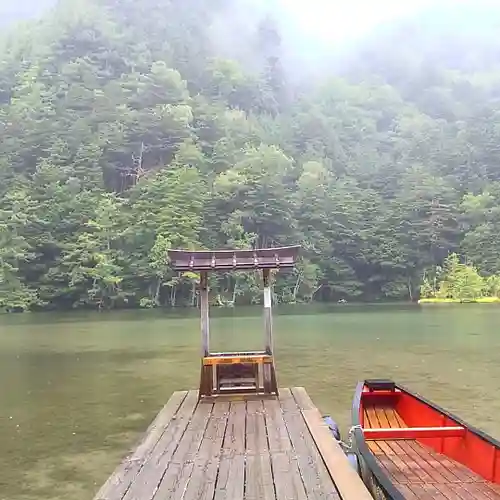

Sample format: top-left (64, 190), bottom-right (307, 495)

top-left (359, 383), bottom-right (500, 499)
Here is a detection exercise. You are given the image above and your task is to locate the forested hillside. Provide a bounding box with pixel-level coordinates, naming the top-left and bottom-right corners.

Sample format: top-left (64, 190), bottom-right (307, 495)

top-left (1, 0), bottom-right (500, 311)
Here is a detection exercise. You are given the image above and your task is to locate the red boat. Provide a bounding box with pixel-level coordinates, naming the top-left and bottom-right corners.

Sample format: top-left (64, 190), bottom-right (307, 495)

top-left (352, 380), bottom-right (500, 499)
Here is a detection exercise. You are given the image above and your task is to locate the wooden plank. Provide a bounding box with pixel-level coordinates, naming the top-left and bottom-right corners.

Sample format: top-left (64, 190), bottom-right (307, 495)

top-left (271, 451), bottom-right (308, 500)
top-left (245, 454), bottom-right (276, 500)
top-left (384, 408), bottom-right (403, 429)
top-left (211, 401), bottom-right (248, 500)
top-left (363, 409), bottom-right (374, 428)
top-left (395, 484), bottom-right (420, 499)
top-left (485, 483), bottom-right (500, 498)
top-left (263, 398), bottom-right (292, 454)
top-left (181, 458), bottom-right (220, 500)
top-left (408, 441), bottom-right (462, 484)
top-left (383, 440), bottom-right (435, 484)
top-left (282, 388), bottom-right (340, 500)
top-left (375, 407), bottom-right (391, 428)
top-left (183, 401), bottom-right (230, 500)
top-left (198, 401), bottom-right (230, 457)
top-left (213, 455), bottom-right (245, 500)
top-left (365, 407), bottom-right (381, 428)
top-left (153, 401), bottom-right (213, 499)
top-left (393, 410), bottom-right (407, 428)
top-left (376, 454), bottom-right (413, 484)
top-left (122, 391), bottom-right (199, 500)
top-left (436, 483), bottom-right (471, 500)
top-left (402, 440), bottom-right (459, 485)
top-left (450, 484), bottom-right (487, 500)
top-left (221, 401), bottom-right (246, 457)
top-left (409, 440), bottom-right (500, 494)
top-left (266, 390), bottom-right (307, 500)
top-left (460, 481), bottom-right (500, 499)
top-left (93, 391), bottom-right (188, 500)
top-left (406, 483), bottom-right (433, 498)
top-left (368, 441), bottom-right (383, 455)
top-left (378, 442), bottom-right (439, 485)
top-left (397, 441), bottom-right (451, 485)
top-left (292, 388), bottom-right (373, 500)
top-left (170, 401), bottom-right (214, 465)
top-left (408, 440), bottom-right (472, 484)
top-left (245, 399), bottom-right (275, 500)
top-left (203, 354), bottom-right (272, 365)
top-left (246, 400), bottom-right (268, 455)
top-left (420, 483), bottom-right (448, 499)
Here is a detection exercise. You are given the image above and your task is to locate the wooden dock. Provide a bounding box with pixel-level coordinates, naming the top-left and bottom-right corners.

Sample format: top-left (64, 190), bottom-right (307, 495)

top-left (94, 388), bottom-right (372, 500)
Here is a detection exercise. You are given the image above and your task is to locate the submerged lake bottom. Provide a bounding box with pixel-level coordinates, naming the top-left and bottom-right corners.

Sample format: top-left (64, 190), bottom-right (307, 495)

top-left (1, 304), bottom-right (499, 500)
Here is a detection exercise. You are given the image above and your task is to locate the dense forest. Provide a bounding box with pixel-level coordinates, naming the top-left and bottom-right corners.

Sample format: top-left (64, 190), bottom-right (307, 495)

top-left (1, 0), bottom-right (500, 311)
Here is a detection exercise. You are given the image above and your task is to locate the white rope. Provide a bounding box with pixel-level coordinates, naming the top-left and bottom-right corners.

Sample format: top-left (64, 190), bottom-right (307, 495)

top-left (338, 424), bottom-right (363, 452)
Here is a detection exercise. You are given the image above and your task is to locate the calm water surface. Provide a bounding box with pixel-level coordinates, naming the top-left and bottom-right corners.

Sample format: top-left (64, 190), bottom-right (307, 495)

top-left (1, 304), bottom-right (500, 500)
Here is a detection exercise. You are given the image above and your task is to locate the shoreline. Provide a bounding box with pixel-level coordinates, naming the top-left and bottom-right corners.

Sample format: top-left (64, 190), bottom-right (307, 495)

top-left (418, 298), bottom-right (500, 304)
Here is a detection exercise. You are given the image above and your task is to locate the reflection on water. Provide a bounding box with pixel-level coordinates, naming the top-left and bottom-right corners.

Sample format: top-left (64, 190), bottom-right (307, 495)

top-left (1, 304), bottom-right (500, 500)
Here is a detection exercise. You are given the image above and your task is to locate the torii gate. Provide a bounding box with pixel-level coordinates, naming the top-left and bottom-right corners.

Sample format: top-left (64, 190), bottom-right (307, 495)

top-left (168, 246), bottom-right (300, 400)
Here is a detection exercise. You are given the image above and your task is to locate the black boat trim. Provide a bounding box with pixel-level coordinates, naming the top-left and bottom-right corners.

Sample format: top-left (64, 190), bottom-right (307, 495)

top-left (352, 381), bottom-right (405, 500)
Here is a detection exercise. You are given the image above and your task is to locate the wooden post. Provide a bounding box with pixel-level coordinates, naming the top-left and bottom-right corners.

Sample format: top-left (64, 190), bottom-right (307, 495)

top-left (263, 268), bottom-right (273, 354)
top-left (200, 271), bottom-right (209, 356)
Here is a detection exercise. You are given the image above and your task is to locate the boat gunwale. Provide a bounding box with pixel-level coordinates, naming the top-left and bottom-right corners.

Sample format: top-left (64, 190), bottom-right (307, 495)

top-left (351, 381), bottom-right (405, 500)
top-left (351, 379), bottom-right (500, 499)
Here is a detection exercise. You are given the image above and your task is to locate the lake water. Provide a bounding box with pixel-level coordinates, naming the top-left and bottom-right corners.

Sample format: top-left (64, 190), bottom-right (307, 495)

top-left (1, 304), bottom-right (500, 500)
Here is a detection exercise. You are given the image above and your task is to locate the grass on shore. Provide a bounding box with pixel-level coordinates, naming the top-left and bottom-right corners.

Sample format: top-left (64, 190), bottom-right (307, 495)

top-left (418, 297), bottom-right (500, 304)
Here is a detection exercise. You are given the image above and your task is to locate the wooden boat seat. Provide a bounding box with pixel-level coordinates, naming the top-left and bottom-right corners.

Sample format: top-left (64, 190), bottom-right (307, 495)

top-left (364, 426), bottom-right (466, 441)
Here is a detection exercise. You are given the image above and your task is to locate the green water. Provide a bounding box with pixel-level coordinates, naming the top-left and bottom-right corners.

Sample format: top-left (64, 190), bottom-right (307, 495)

top-left (1, 304), bottom-right (500, 500)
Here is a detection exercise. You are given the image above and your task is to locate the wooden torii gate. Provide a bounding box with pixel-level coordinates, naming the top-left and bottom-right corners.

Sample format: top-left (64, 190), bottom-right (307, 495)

top-left (168, 246), bottom-right (300, 400)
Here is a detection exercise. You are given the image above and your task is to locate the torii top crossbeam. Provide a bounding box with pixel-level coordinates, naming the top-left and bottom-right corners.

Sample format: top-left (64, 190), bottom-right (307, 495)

top-left (168, 245), bottom-right (300, 272)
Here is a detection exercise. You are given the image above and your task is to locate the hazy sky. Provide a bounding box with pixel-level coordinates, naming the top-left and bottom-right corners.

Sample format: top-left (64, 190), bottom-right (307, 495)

top-left (280, 0), bottom-right (435, 43)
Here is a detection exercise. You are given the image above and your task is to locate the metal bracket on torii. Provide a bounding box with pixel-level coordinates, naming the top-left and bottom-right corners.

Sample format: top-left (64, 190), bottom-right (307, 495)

top-left (168, 246), bottom-right (300, 401)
